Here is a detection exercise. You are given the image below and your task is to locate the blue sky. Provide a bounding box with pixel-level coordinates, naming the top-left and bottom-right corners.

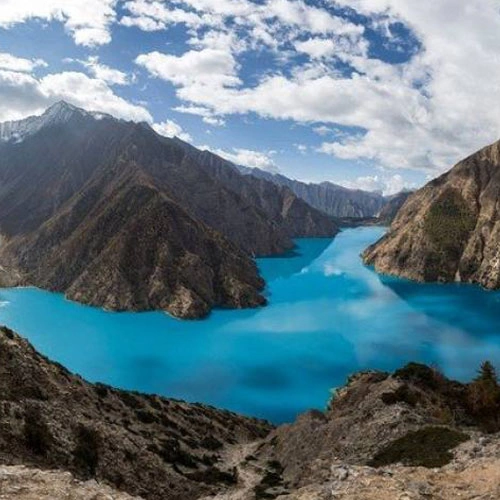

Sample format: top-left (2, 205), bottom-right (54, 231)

top-left (1, 1), bottom-right (500, 194)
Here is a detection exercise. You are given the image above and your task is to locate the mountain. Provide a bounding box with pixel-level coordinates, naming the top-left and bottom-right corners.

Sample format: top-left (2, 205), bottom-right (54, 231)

top-left (237, 166), bottom-right (386, 218)
top-left (0, 102), bottom-right (337, 318)
top-left (0, 103), bottom-right (113, 143)
top-left (364, 139), bottom-right (500, 288)
top-left (377, 190), bottom-right (413, 224)
top-left (2, 327), bottom-right (500, 500)
top-left (173, 139), bottom-right (338, 240)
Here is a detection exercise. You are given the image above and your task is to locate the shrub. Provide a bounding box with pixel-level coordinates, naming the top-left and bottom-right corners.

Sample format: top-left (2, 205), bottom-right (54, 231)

top-left (73, 425), bottom-right (101, 477)
top-left (24, 406), bottom-right (52, 455)
top-left (186, 466), bottom-right (237, 485)
top-left (253, 460), bottom-right (284, 499)
top-left (393, 363), bottom-right (442, 390)
top-left (369, 426), bottom-right (468, 468)
top-left (381, 384), bottom-right (421, 407)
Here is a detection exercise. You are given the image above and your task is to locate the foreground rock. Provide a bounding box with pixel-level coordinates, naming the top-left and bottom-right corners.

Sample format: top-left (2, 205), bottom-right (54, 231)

top-left (0, 465), bottom-right (140, 499)
top-left (364, 139), bottom-right (500, 288)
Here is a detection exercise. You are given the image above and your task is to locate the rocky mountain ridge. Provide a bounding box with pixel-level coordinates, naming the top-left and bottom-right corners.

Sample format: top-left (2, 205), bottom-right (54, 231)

top-left (364, 138), bottom-right (500, 288)
top-left (2, 326), bottom-right (500, 500)
top-left (0, 102), bottom-right (337, 318)
top-left (237, 165), bottom-right (387, 218)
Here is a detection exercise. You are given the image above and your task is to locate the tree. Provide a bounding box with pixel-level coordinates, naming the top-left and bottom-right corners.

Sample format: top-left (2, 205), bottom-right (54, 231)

top-left (467, 361), bottom-right (500, 432)
top-left (475, 361), bottom-right (497, 383)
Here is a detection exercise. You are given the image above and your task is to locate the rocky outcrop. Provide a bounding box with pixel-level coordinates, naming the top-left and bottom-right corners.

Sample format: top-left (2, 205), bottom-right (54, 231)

top-left (364, 139), bottom-right (500, 288)
top-left (0, 102), bottom-right (337, 318)
top-left (0, 327), bottom-right (271, 500)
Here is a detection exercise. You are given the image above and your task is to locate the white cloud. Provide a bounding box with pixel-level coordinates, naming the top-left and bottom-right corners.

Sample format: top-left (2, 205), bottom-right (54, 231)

top-left (120, 0), bottom-right (210, 31)
top-left (295, 143), bottom-right (307, 154)
top-left (340, 174), bottom-right (412, 196)
top-left (130, 0), bottom-right (500, 178)
top-left (202, 145), bottom-right (279, 172)
top-left (123, 0), bottom-right (364, 54)
top-left (79, 56), bottom-right (130, 85)
top-left (0, 70), bottom-right (151, 122)
top-left (0, 0), bottom-right (118, 46)
top-left (153, 119), bottom-right (192, 141)
top-left (135, 49), bottom-right (240, 88)
top-left (0, 53), bottom-right (47, 73)
top-left (174, 105), bottom-right (225, 126)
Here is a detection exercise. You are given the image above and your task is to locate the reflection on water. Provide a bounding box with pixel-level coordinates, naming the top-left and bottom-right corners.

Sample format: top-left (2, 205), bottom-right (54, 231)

top-left (1, 226), bottom-right (500, 423)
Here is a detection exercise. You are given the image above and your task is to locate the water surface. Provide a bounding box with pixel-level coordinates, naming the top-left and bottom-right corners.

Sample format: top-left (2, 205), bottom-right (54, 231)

top-left (1, 227), bottom-right (500, 423)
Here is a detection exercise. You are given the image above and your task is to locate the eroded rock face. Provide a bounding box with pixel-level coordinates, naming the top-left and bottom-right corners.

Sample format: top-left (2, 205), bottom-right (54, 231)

top-left (235, 165), bottom-right (386, 218)
top-left (377, 191), bottom-right (412, 224)
top-left (363, 139), bottom-right (500, 288)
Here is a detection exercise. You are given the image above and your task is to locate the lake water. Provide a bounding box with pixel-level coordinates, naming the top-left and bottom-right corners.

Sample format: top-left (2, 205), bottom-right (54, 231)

top-left (1, 226), bottom-right (500, 423)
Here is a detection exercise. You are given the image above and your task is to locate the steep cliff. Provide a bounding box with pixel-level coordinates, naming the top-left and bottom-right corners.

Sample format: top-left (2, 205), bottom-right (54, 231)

top-left (364, 139), bottom-right (500, 288)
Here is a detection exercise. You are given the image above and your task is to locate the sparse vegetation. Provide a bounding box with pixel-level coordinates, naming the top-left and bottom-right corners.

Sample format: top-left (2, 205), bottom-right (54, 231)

top-left (73, 425), bottom-right (101, 477)
top-left (381, 384), bottom-right (421, 407)
top-left (369, 426), bottom-right (468, 468)
top-left (24, 406), bottom-right (52, 455)
top-left (423, 188), bottom-right (476, 280)
top-left (254, 460), bottom-right (285, 499)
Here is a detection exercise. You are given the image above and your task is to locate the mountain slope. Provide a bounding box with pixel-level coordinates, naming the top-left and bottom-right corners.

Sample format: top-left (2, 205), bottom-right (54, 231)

top-left (237, 165), bottom-right (386, 218)
top-left (0, 327), bottom-right (271, 500)
top-left (0, 102), bottom-right (337, 317)
top-left (172, 139), bottom-right (338, 249)
top-left (363, 139), bottom-right (500, 288)
top-left (377, 191), bottom-right (412, 224)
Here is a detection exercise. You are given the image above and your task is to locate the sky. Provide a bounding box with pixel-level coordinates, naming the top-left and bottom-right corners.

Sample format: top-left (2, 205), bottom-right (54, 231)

top-left (1, 1), bottom-right (500, 195)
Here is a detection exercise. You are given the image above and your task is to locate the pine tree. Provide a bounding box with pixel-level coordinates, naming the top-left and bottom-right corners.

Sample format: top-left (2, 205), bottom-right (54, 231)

top-left (475, 361), bottom-right (497, 383)
top-left (468, 361), bottom-right (500, 432)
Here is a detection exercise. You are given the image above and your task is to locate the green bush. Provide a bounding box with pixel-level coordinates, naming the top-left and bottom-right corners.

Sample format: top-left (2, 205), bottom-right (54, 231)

top-left (73, 425), bottom-right (101, 477)
top-left (381, 384), bottom-right (421, 407)
top-left (467, 361), bottom-right (500, 432)
top-left (369, 426), bottom-right (468, 468)
top-left (393, 363), bottom-right (442, 390)
top-left (24, 406), bottom-right (52, 455)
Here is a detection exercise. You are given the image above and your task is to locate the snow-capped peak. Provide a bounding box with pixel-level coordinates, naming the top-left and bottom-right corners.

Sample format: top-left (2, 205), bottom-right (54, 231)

top-left (0, 101), bottom-right (114, 143)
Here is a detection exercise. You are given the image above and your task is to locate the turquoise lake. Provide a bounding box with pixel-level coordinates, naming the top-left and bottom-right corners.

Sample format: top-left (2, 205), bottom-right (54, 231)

top-left (1, 226), bottom-right (500, 423)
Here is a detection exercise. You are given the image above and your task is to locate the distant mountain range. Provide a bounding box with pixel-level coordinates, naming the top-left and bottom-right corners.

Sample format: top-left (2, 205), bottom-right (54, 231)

top-left (364, 138), bottom-right (500, 288)
top-left (237, 165), bottom-right (402, 218)
top-left (0, 101), bottom-right (337, 318)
